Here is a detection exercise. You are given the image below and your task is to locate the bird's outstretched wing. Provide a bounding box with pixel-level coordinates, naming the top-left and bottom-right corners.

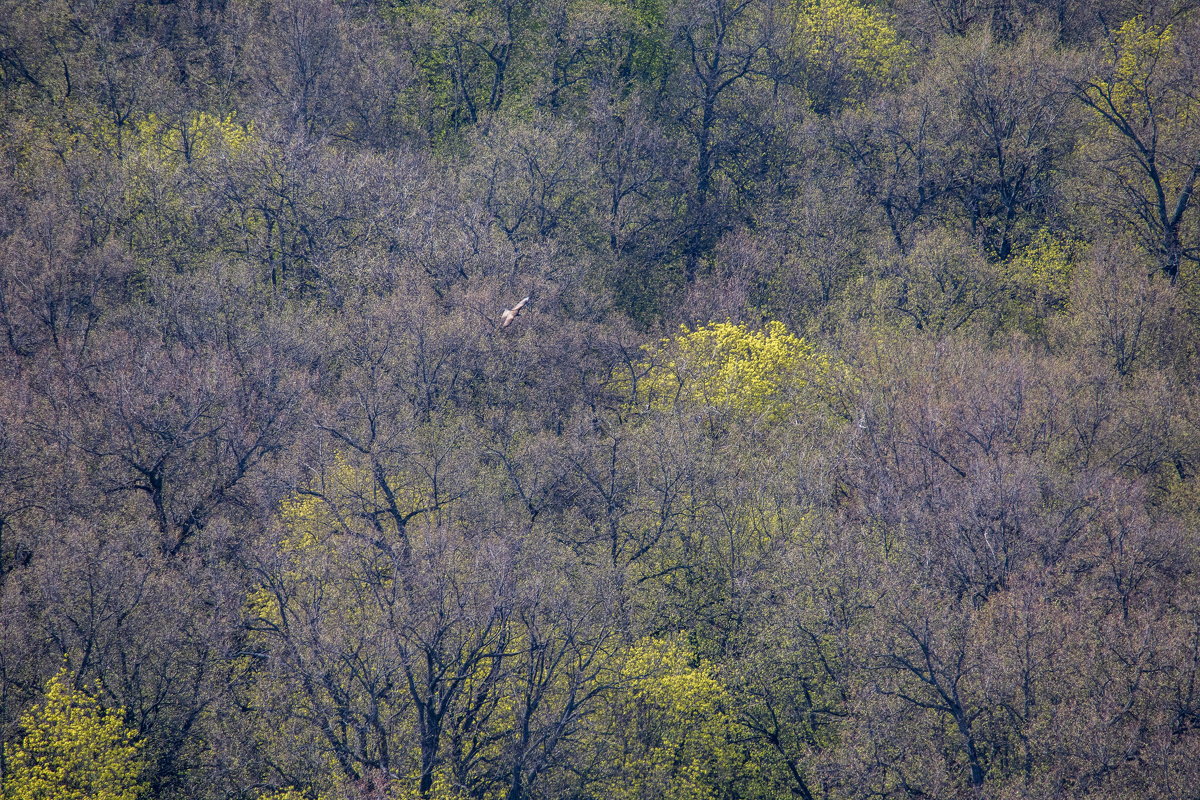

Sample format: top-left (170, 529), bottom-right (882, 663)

top-left (501, 296), bottom-right (531, 327)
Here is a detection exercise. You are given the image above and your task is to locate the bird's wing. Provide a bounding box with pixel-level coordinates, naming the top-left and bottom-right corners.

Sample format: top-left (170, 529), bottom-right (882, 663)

top-left (499, 297), bottom-right (529, 328)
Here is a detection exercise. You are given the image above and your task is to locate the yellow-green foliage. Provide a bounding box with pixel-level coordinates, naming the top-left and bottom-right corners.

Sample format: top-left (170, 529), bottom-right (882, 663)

top-left (1087, 16), bottom-right (1198, 188)
top-left (130, 111), bottom-right (254, 166)
top-left (1098, 17), bottom-right (1173, 121)
top-left (637, 321), bottom-right (838, 421)
top-left (1005, 230), bottom-right (1076, 311)
top-left (120, 111), bottom-right (260, 273)
top-left (276, 454), bottom-right (433, 555)
top-left (2, 669), bottom-right (145, 800)
top-left (241, 455), bottom-right (468, 792)
top-left (243, 462), bottom-right (371, 630)
top-left (593, 638), bottom-right (742, 800)
top-left (248, 456), bottom-right (430, 633)
top-left (789, 0), bottom-right (912, 111)
top-left (277, 458), bottom-right (365, 553)
top-left (255, 790), bottom-right (313, 800)
top-left (124, 111), bottom-right (255, 204)
top-left (389, 773), bottom-right (473, 800)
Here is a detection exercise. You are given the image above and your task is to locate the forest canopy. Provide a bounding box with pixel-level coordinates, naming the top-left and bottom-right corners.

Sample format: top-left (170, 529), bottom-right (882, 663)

top-left (2, 1), bottom-right (1200, 799)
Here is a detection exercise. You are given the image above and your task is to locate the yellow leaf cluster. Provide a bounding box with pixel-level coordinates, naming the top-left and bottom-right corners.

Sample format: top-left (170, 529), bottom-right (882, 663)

top-left (1004, 230), bottom-right (1076, 311)
top-left (637, 320), bottom-right (838, 422)
top-left (1100, 17), bottom-right (1173, 120)
top-left (2, 669), bottom-right (145, 800)
top-left (593, 637), bottom-right (740, 800)
top-left (130, 111), bottom-right (255, 166)
top-left (790, 0), bottom-right (913, 109)
top-left (389, 773), bottom-right (473, 800)
top-left (276, 456), bottom-right (430, 553)
top-left (255, 790), bottom-right (313, 800)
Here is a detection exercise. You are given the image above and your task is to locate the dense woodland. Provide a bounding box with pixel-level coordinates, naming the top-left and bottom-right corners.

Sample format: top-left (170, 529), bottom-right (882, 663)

top-left (2, 0), bottom-right (1200, 798)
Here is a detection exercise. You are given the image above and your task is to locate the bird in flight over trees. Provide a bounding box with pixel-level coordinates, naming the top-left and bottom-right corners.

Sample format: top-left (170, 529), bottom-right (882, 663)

top-left (501, 296), bottom-right (530, 328)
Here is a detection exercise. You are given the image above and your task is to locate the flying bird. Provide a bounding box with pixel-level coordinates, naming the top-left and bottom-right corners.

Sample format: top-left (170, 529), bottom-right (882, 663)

top-left (500, 296), bottom-right (530, 328)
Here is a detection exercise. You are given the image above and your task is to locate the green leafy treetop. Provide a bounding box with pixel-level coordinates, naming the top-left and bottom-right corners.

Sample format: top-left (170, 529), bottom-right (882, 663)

top-left (590, 637), bottom-right (744, 800)
top-left (635, 321), bottom-right (843, 423)
top-left (2, 669), bottom-right (146, 800)
top-left (789, 0), bottom-right (913, 113)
